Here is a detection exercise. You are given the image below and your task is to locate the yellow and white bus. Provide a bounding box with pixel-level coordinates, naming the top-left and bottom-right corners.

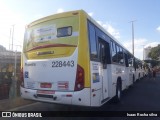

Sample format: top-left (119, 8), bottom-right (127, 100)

top-left (20, 10), bottom-right (143, 107)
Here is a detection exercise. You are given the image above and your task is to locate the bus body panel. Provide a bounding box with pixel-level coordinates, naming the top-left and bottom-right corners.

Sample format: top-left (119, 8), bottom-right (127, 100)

top-left (90, 61), bottom-right (102, 106)
top-left (72, 88), bottom-right (91, 106)
top-left (21, 10), bottom-right (92, 106)
top-left (21, 87), bottom-right (90, 106)
top-left (126, 66), bottom-right (135, 87)
top-left (77, 11), bottom-right (91, 88)
top-left (106, 64), bottom-right (113, 98)
top-left (23, 48), bottom-right (78, 91)
top-left (111, 64), bottom-right (126, 90)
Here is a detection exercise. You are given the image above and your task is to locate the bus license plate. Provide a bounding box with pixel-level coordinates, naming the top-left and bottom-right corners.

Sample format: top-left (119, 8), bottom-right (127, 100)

top-left (40, 83), bottom-right (52, 88)
top-left (37, 90), bottom-right (55, 94)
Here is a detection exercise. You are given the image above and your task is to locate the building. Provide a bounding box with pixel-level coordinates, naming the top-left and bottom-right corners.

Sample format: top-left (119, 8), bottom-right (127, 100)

top-left (0, 45), bottom-right (21, 76)
top-left (0, 45), bottom-right (21, 72)
top-left (0, 45), bottom-right (21, 99)
top-left (144, 46), bottom-right (152, 60)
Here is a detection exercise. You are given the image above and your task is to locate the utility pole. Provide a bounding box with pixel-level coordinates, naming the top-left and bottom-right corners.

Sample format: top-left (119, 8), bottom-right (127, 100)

top-left (129, 20), bottom-right (136, 57)
top-left (11, 25), bottom-right (15, 51)
top-left (9, 27), bottom-right (12, 50)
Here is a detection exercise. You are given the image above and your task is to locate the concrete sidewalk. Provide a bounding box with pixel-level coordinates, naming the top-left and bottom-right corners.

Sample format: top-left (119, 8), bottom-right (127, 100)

top-left (0, 97), bottom-right (35, 111)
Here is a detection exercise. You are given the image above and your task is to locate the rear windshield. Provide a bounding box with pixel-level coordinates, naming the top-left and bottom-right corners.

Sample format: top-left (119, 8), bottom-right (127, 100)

top-left (23, 16), bottom-right (79, 52)
top-left (57, 26), bottom-right (72, 37)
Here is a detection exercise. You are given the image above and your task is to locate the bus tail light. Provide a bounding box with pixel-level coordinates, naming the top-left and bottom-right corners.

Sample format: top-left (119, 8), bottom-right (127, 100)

top-left (74, 65), bottom-right (84, 91)
top-left (20, 68), bottom-right (24, 87)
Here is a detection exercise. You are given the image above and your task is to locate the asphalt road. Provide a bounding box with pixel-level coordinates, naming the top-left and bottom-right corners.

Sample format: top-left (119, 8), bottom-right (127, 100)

top-left (5, 73), bottom-right (160, 120)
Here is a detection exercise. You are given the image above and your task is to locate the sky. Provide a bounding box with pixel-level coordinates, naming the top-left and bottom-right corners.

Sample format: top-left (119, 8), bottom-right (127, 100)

top-left (0, 0), bottom-right (160, 60)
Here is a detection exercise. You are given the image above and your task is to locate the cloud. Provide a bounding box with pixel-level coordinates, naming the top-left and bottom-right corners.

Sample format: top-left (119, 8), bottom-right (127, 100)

top-left (88, 12), bottom-right (94, 17)
top-left (33, 14), bottom-right (44, 21)
top-left (0, 2), bottom-right (25, 51)
top-left (123, 38), bottom-right (147, 54)
top-left (123, 38), bottom-right (160, 60)
top-left (97, 21), bottom-right (120, 39)
top-left (156, 26), bottom-right (160, 32)
top-left (57, 8), bottom-right (64, 13)
top-left (144, 42), bottom-right (160, 48)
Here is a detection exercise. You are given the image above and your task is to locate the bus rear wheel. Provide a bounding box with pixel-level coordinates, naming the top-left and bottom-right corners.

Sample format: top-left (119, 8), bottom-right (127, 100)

top-left (115, 82), bottom-right (122, 102)
top-left (133, 75), bottom-right (135, 84)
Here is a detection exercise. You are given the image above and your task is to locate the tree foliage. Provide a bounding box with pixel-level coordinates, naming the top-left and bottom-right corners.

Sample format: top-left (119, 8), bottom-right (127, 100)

top-left (144, 59), bottom-right (159, 67)
top-left (148, 44), bottom-right (160, 60)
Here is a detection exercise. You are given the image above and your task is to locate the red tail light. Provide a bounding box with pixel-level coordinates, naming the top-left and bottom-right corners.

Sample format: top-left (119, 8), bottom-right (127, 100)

top-left (74, 65), bottom-right (84, 91)
top-left (20, 68), bottom-right (24, 87)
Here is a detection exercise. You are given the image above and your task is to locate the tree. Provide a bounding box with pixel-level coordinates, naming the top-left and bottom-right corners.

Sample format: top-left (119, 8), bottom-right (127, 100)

top-left (144, 59), bottom-right (159, 68)
top-left (148, 44), bottom-right (160, 60)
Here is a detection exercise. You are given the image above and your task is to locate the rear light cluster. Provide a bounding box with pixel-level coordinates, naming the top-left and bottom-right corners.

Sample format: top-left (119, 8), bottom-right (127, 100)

top-left (74, 65), bottom-right (84, 91)
top-left (20, 68), bottom-right (24, 87)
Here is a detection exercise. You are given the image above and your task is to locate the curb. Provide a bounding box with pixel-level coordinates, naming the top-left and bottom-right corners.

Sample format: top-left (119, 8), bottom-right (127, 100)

top-left (0, 97), bottom-right (35, 111)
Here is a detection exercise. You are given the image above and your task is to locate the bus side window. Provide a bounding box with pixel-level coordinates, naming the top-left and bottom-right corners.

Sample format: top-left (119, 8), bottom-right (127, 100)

top-left (98, 40), bottom-right (107, 69)
top-left (98, 37), bottom-right (111, 69)
top-left (101, 44), bottom-right (106, 64)
top-left (116, 45), bottom-right (120, 63)
top-left (112, 42), bottom-right (117, 63)
top-left (119, 47), bottom-right (124, 65)
top-left (125, 53), bottom-right (129, 67)
top-left (88, 22), bottom-right (98, 60)
top-left (128, 54), bottom-right (133, 67)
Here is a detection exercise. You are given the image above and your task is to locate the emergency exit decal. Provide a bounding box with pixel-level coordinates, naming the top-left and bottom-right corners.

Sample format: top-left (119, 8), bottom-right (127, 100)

top-left (92, 73), bottom-right (100, 83)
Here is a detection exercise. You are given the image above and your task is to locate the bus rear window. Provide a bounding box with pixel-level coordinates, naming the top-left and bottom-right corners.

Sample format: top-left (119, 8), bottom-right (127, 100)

top-left (57, 26), bottom-right (72, 37)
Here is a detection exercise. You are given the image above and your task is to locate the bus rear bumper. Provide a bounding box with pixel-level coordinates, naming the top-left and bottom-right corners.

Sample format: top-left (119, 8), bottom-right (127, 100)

top-left (20, 87), bottom-right (91, 106)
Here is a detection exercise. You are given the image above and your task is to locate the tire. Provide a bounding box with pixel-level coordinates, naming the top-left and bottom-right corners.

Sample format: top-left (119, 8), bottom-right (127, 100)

top-left (138, 74), bottom-right (140, 81)
top-left (133, 75), bottom-right (135, 84)
top-left (115, 82), bottom-right (122, 102)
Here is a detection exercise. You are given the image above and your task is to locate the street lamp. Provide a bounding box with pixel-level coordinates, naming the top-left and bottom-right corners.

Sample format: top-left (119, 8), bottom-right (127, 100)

top-left (129, 20), bottom-right (136, 56)
top-left (14, 45), bottom-right (22, 81)
top-left (11, 25), bottom-right (15, 51)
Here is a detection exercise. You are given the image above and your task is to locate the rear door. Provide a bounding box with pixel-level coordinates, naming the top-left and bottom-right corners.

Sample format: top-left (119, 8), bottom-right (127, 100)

top-left (90, 38), bottom-right (110, 106)
top-left (98, 39), bottom-right (109, 100)
top-left (88, 21), bottom-right (110, 106)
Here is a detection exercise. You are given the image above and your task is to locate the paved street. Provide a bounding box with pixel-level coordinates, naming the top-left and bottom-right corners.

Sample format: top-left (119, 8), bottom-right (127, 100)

top-left (4, 73), bottom-right (160, 120)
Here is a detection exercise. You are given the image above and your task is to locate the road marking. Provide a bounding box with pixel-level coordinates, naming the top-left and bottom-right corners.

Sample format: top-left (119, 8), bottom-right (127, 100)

top-left (7, 102), bottom-right (40, 111)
